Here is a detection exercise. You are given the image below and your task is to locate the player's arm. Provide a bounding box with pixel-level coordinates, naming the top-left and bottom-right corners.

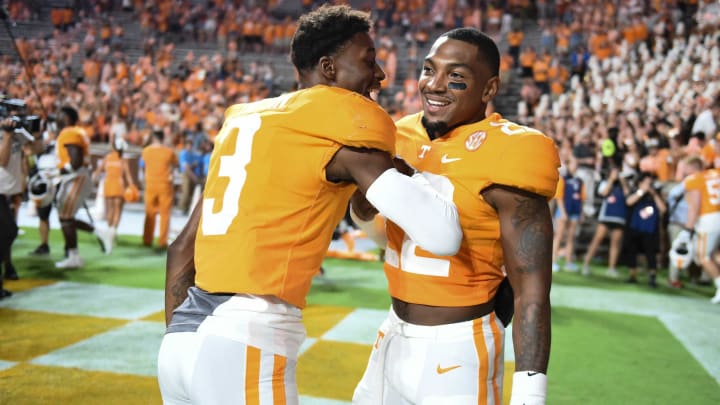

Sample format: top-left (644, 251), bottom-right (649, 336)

top-left (327, 146), bottom-right (462, 256)
top-left (350, 156), bottom-right (415, 221)
top-left (164, 199), bottom-right (201, 326)
top-left (684, 189), bottom-right (701, 232)
top-left (63, 144), bottom-right (84, 172)
top-left (483, 184), bottom-right (552, 405)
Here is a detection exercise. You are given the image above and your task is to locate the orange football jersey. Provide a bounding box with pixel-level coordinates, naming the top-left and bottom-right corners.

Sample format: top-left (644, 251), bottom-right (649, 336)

top-left (385, 112), bottom-right (560, 306)
top-left (684, 168), bottom-right (720, 216)
top-left (56, 126), bottom-right (89, 168)
top-left (194, 85), bottom-right (396, 308)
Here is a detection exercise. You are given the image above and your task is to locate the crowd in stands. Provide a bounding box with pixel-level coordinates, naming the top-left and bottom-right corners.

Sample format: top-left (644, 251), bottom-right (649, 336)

top-left (1, 0), bottom-right (719, 292)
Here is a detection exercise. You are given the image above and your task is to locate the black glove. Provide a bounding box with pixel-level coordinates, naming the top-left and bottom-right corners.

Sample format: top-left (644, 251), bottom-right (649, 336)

top-left (494, 277), bottom-right (514, 327)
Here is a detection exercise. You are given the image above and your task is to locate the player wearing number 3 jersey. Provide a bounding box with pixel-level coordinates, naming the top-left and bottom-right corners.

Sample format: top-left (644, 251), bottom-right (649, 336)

top-left (352, 29), bottom-right (559, 405)
top-left (157, 6), bottom-right (462, 405)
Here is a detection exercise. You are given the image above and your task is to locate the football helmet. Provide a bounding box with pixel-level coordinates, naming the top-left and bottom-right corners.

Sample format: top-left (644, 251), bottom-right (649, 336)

top-left (669, 230), bottom-right (695, 270)
top-left (28, 171), bottom-right (56, 207)
top-left (124, 184), bottom-right (140, 203)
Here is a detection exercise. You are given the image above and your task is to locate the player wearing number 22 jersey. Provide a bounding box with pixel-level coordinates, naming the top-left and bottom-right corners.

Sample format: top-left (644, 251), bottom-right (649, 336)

top-left (354, 111), bottom-right (559, 405)
top-left (387, 112), bottom-right (558, 305)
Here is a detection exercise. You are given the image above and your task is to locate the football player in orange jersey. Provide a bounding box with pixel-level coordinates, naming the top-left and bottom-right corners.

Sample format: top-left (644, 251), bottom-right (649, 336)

top-left (352, 28), bottom-right (559, 405)
top-left (54, 106), bottom-right (111, 269)
top-left (680, 138), bottom-right (720, 303)
top-left (157, 6), bottom-right (463, 404)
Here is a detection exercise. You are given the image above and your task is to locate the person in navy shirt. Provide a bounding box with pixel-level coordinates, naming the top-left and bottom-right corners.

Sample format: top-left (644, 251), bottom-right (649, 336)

top-left (625, 172), bottom-right (667, 287)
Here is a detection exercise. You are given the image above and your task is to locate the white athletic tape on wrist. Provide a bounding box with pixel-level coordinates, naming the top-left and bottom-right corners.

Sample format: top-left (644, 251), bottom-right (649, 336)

top-left (509, 371), bottom-right (547, 405)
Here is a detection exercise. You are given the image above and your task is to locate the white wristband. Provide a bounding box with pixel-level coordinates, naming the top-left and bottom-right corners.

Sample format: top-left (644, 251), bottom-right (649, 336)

top-left (509, 371), bottom-right (547, 405)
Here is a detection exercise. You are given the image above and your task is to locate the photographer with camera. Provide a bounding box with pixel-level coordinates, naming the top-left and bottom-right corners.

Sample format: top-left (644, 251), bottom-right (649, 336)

top-left (0, 116), bottom-right (33, 298)
top-left (625, 172), bottom-right (667, 288)
top-left (53, 106), bottom-right (110, 269)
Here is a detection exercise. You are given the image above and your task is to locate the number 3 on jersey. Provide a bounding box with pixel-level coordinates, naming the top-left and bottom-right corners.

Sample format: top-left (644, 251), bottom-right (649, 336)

top-left (398, 173), bottom-right (455, 277)
top-left (202, 114), bottom-right (261, 236)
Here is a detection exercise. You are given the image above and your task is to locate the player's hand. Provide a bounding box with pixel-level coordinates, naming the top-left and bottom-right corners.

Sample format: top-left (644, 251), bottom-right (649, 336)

top-left (393, 156), bottom-right (417, 177)
top-left (350, 189), bottom-right (378, 221)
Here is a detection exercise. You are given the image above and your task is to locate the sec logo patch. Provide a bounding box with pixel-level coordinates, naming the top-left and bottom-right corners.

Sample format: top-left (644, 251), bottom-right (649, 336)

top-left (465, 131), bottom-right (486, 151)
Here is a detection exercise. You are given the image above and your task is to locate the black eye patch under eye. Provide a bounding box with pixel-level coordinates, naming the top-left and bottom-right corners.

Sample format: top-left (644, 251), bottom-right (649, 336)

top-left (448, 82), bottom-right (467, 90)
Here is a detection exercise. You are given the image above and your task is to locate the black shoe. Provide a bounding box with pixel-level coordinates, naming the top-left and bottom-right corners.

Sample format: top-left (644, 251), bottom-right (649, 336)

top-left (626, 277), bottom-right (638, 284)
top-left (30, 243), bottom-right (50, 256)
top-left (0, 289), bottom-right (12, 300)
top-left (649, 274), bottom-right (657, 288)
top-left (4, 265), bottom-right (19, 281)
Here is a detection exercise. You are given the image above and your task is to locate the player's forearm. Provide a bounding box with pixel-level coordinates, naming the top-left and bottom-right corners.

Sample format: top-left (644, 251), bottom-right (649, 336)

top-left (165, 254), bottom-right (195, 326)
top-left (513, 296), bottom-right (551, 373)
top-left (164, 200), bottom-right (202, 326)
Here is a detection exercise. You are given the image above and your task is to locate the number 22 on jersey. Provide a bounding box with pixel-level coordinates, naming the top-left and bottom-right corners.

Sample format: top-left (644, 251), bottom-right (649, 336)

top-left (394, 172), bottom-right (456, 277)
top-left (202, 114), bottom-right (261, 236)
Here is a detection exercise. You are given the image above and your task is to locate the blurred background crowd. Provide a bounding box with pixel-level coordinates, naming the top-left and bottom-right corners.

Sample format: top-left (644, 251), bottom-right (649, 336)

top-left (1, 0), bottom-right (719, 294)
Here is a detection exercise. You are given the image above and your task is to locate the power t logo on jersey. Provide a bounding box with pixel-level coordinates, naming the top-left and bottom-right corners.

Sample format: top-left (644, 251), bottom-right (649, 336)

top-left (385, 112), bottom-right (560, 307)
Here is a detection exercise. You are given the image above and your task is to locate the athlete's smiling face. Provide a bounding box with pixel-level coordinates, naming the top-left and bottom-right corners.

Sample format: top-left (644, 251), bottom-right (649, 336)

top-left (330, 32), bottom-right (385, 99)
top-left (419, 37), bottom-right (498, 138)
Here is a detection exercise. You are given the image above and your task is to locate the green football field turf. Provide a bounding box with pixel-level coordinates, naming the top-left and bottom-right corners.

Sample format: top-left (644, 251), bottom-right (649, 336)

top-left (5, 227), bottom-right (720, 404)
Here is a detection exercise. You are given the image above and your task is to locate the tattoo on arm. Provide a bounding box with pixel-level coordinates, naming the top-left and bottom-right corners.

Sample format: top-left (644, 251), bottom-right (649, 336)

top-left (501, 191), bottom-right (553, 373)
top-left (510, 195), bottom-right (554, 274)
top-left (170, 270), bottom-right (194, 310)
top-left (164, 201), bottom-right (201, 326)
top-left (514, 300), bottom-right (551, 373)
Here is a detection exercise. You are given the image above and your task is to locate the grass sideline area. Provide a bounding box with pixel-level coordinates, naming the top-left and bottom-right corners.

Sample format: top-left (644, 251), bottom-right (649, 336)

top-left (1, 227), bottom-right (719, 404)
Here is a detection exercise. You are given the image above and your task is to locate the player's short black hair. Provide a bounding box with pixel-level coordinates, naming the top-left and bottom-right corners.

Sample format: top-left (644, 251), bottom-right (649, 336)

top-left (441, 28), bottom-right (500, 76)
top-left (60, 106), bottom-right (78, 125)
top-left (291, 5), bottom-right (372, 74)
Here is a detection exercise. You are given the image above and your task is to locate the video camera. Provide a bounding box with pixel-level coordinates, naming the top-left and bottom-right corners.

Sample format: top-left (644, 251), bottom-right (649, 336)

top-left (0, 97), bottom-right (42, 133)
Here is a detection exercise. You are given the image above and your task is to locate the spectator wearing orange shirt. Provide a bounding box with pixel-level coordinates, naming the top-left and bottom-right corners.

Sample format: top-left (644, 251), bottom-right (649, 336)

top-left (140, 129), bottom-right (178, 250)
top-left (507, 27), bottom-right (524, 68)
top-left (532, 50), bottom-right (550, 94)
top-left (519, 46), bottom-right (536, 79)
top-left (499, 50), bottom-right (514, 89)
